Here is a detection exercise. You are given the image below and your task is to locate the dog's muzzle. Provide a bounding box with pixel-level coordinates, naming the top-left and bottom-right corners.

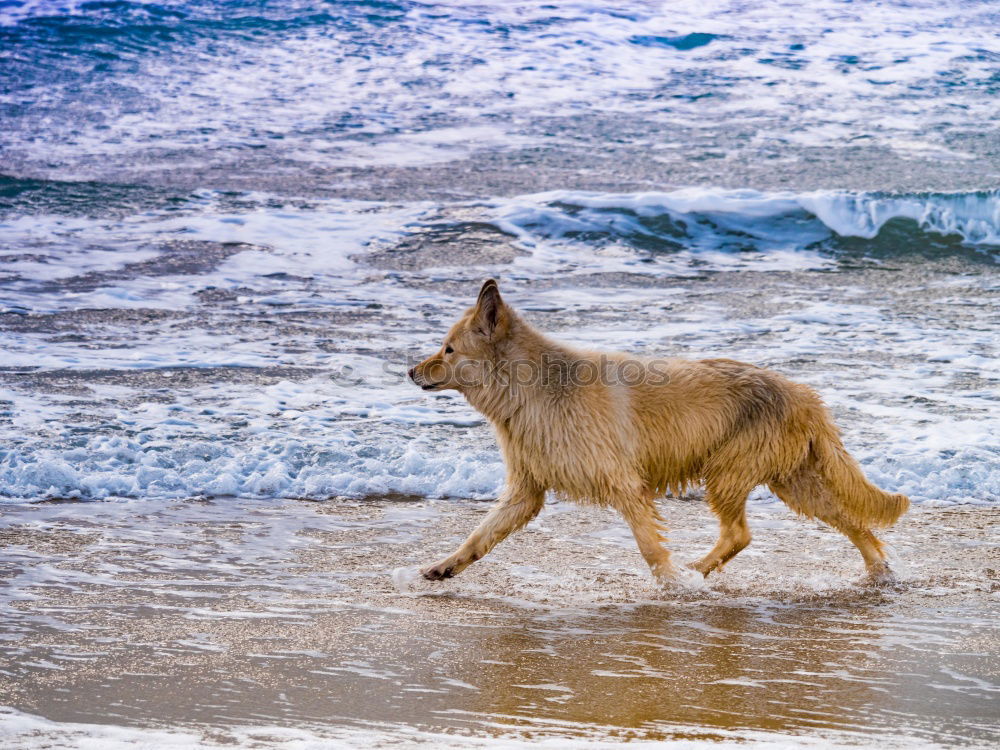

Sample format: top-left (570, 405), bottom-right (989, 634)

top-left (409, 367), bottom-right (441, 391)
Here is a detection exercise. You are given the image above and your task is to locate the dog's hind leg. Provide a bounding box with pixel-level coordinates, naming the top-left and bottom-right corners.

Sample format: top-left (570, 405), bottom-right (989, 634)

top-left (690, 483), bottom-right (752, 577)
top-left (620, 494), bottom-right (675, 582)
top-left (421, 478), bottom-right (545, 581)
top-left (839, 524), bottom-right (892, 583)
top-left (770, 473), bottom-right (892, 583)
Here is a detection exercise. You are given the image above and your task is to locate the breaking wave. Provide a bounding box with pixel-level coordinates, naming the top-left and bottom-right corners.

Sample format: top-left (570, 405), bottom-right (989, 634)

top-left (492, 188), bottom-right (1000, 260)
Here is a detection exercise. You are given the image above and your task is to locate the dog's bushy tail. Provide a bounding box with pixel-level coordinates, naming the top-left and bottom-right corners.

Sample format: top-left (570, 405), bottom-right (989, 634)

top-left (811, 426), bottom-right (909, 528)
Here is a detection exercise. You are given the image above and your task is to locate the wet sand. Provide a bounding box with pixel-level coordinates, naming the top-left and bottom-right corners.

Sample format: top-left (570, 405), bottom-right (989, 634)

top-left (0, 495), bottom-right (996, 747)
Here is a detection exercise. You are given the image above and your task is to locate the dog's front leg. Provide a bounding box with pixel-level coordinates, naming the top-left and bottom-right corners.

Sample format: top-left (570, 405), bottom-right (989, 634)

top-left (620, 496), bottom-right (676, 583)
top-left (421, 479), bottom-right (545, 581)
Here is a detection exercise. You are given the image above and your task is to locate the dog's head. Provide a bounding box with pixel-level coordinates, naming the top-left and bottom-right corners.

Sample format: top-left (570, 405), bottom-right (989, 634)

top-left (408, 279), bottom-right (511, 393)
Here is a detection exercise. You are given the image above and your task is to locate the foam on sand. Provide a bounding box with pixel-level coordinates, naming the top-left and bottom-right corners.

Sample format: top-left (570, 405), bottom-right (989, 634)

top-left (0, 705), bottom-right (932, 749)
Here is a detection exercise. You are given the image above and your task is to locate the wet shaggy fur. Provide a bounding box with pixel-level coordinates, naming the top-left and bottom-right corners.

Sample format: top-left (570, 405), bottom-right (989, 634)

top-left (410, 280), bottom-right (909, 584)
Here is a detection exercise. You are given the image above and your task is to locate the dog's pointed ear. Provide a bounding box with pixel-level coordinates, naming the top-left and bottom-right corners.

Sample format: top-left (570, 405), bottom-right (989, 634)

top-left (473, 279), bottom-right (506, 339)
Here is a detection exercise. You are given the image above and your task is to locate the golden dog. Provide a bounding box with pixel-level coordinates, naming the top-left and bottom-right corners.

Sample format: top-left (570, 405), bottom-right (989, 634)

top-left (409, 280), bottom-right (908, 584)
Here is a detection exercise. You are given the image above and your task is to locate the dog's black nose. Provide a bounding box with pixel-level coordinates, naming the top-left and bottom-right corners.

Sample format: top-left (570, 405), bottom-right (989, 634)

top-left (408, 367), bottom-right (415, 380)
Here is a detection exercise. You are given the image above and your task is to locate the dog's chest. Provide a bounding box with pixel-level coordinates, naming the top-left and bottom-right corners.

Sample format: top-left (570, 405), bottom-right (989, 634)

top-left (497, 410), bottom-right (638, 500)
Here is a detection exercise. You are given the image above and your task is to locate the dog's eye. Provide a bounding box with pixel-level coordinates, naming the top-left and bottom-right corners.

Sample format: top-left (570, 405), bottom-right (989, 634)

top-left (444, 345), bottom-right (454, 354)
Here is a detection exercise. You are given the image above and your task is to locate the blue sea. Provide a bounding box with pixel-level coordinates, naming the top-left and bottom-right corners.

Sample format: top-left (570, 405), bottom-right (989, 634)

top-left (0, 2), bottom-right (998, 748)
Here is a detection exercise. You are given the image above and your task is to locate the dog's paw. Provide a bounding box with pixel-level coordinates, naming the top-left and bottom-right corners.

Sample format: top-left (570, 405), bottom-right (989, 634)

top-left (867, 562), bottom-right (896, 587)
top-left (650, 562), bottom-right (705, 591)
top-left (684, 560), bottom-right (712, 578)
top-left (420, 561), bottom-right (456, 581)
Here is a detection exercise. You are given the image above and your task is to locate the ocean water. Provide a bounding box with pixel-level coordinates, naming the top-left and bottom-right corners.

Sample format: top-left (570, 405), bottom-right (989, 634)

top-left (0, 1), bottom-right (998, 748)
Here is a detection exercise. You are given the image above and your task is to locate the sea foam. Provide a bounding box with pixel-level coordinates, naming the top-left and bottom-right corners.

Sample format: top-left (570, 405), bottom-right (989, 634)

top-left (0, 188), bottom-right (996, 507)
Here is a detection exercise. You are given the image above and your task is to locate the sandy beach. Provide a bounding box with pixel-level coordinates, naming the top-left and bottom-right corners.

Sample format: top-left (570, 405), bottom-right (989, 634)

top-left (1, 494), bottom-right (997, 747)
